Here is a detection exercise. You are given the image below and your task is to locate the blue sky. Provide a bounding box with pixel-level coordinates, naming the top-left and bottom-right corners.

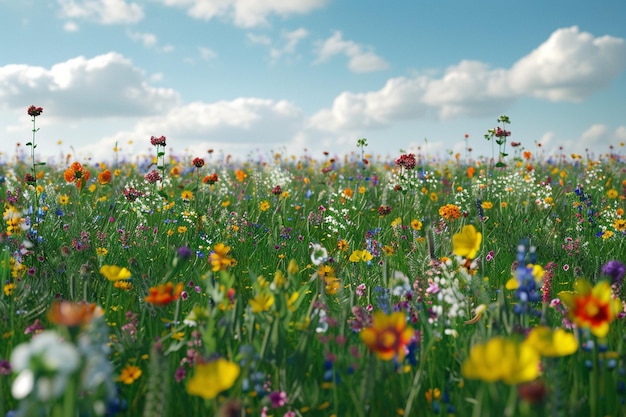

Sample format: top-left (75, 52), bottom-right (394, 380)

top-left (1, 0), bottom-right (625, 164)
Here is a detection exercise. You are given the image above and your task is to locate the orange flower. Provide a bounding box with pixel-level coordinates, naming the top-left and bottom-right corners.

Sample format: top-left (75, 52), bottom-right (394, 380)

top-left (64, 161), bottom-right (91, 189)
top-left (558, 279), bottom-right (622, 338)
top-left (360, 311), bottom-right (415, 361)
top-left (118, 364), bottom-right (142, 384)
top-left (48, 300), bottom-right (102, 327)
top-left (97, 169), bottom-right (112, 185)
top-left (145, 282), bottom-right (184, 306)
top-left (467, 166), bottom-right (475, 179)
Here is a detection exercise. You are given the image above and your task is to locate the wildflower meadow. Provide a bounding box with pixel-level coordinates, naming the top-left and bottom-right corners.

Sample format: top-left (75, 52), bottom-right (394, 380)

top-left (2, 108), bottom-right (626, 417)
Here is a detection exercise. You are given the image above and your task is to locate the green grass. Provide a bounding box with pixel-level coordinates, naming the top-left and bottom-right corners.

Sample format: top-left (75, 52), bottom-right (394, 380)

top-left (1, 132), bottom-right (626, 417)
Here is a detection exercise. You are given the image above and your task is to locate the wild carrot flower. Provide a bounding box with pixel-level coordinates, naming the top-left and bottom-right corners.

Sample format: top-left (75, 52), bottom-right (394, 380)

top-left (452, 225), bottom-right (482, 259)
top-left (145, 282), bottom-right (184, 306)
top-left (360, 311), bottom-right (415, 361)
top-left (524, 326), bottom-right (578, 357)
top-left (558, 278), bottom-right (622, 338)
top-left (118, 364), bottom-right (142, 384)
top-left (186, 358), bottom-right (240, 400)
top-left (100, 265), bottom-right (132, 281)
top-left (461, 337), bottom-right (540, 384)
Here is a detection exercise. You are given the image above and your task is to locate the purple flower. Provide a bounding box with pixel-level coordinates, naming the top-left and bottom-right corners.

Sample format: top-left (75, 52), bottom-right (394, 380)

top-left (0, 359), bottom-right (11, 375)
top-left (268, 391), bottom-right (288, 408)
top-left (602, 260), bottom-right (626, 284)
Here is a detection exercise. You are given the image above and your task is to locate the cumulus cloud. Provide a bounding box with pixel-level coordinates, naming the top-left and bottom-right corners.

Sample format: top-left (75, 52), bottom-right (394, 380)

top-left (315, 31), bottom-right (389, 73)
top-left (311, 26), bottom-right (626, 132)
top-left (0, 52), bottom-right (179, 118)
top-left (91, 98), bottom-right (304, 154)
top-left (57, 0), bottom-right (144, 24)
top-left (509, 26), bottom-right (626, 101)
top-left (159, 0), bottom-right (327, 27)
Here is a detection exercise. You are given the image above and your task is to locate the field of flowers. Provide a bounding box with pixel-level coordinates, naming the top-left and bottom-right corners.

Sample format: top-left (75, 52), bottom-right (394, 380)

top-left (1, 108), bottom-right (626, 417)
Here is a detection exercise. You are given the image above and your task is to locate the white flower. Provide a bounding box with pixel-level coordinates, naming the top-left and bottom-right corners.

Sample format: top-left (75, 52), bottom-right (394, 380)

top-left (310, 243), bottom-right (328, 266)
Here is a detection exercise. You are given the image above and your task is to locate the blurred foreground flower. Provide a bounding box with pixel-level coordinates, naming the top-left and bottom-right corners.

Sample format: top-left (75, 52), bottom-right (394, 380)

top-left (10, 331), bottom-right (80, 401)
top-left (48, 300), bottom-right (102, 328)
top-left (558, 278), bottom-right (622, 338)
top-left (360, 311), bottom-right (415, 361)
top-left (452, 225), bottom-right (482, 259)
top-left (186, 358), bottom-right (240, 400)
top-left (100, 265), bottom-right (132, 281)
top-left (461, 337), bottom-right (540, 384)
top-left (524, 326), bottom-right (578, 357)
top-left (209, 243), bottom-right (236, 272)
top-left (145, 282), bottom-right (184, 306)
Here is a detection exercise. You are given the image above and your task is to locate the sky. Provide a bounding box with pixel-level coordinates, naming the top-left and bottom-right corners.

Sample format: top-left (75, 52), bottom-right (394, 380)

top-left (1, 0), bottom-right (626, 165)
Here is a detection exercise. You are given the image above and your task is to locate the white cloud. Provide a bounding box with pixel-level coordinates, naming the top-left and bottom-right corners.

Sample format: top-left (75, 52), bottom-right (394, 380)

top-left (509, 26), bottom-right (626, 101)
top-left (63, 21), bottom-right (79, 31)
top-left (315, 31), bottom-right (389, 73)
top-left (127, 30), bottom-right (157, 48)
top-left (0, 53), bottom-right (179, 118)
top-left (247, 33), bottom-right (272, 46)
top-left (106, 98), bottom-right (303, 144)
top-left (159, 0), bottom-right (327, 28)
top-left (199, 47), bottom-right (218, 61)
top-left (311, 27), bottom-right (626, 132)
top-left (57, 0), bottom-right (144, 24)
top-left (269, 28), bottom-right (308, 61)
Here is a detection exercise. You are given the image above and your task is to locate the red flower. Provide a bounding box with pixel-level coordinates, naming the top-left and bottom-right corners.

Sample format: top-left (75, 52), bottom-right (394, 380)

top-left (203, 173), bottom-right (219, 185)
top-left (192, 157), bottom-right (205, 168)
top-left (150, 135), bottom-right (167, 146)
top-left (27, 105), bottom-right (43, 117)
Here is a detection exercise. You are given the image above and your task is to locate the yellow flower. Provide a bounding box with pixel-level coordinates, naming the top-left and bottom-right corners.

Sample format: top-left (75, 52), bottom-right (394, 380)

top-left (95, 247), bottom-right (108, 256)
top-left (558, 279), bottom-right (622, 338)
top-left (58, 194), bottom-right (69, 205)
top-left (181, 190), bottom-right (194, 201)
top-left (249, 293), bottom-right (275, 313)
top-left (187, 358), bottom-right (240, 400)
top-left (452, 225), bottom-right (482, 259)
top-left (461, 337), bottom-right (540, 384)
top-left (4, 282), bottom-right (16, 296)
top-left (349, 250), bottom-right (373, 263)
top-left (287, 259), bottom-right (299, 275)
top-left (100, 265), bottom-right (132, 281)
top-left (607, 189), bottom-right (618, 199)
top-left (481, 201), bottom-right (493, 209)
top-left (259, 200), bottom-right (270, 212)
top-left (360, 311), bottom-right (415, 361)
top-left (209, 243), bottom-right (236, 272)
top-left (337, 239), bottom-right (348, 251)
top-left (177, 225), bottom-right (188, 234)
top-left (118, 365), bottom-right (142, 384)
top-left (410, 219), bottom-right (422, 231)
top-left (524, 326), bottom-right (578, 357)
